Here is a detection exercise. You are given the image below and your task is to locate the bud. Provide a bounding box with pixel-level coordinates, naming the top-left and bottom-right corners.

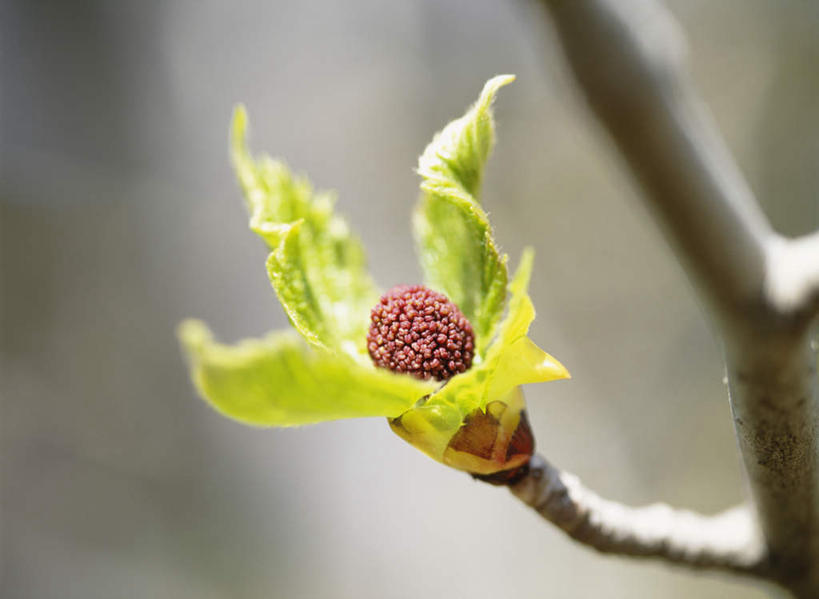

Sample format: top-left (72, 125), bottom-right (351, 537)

top-left (389, 387), bottom-right (535, 483)
top-left (368, 286), bottom-right (535, 483)
top-left (367, 285), bottom-right (474, 381)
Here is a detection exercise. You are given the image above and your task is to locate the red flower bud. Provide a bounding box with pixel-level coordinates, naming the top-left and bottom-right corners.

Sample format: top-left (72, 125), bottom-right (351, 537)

top-left (367, 285), bottom-right (474, 381)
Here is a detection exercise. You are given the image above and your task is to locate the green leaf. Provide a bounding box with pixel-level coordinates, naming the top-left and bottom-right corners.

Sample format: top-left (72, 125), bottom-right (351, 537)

top-left (390, 249), bottom-right (569, 466)
top-left (478, 247), bottom-right (570, 403)
top-left (230, 106), bottom-right (379, 359)
top-left (178, 319), bottom-right (437, 427)
top-left (414, 75), bottom-right (515, 357)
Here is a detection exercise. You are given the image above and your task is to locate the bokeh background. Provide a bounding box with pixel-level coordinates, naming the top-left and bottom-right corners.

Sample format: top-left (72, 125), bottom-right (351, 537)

top-left (2, 1), bottom-right (818, 597)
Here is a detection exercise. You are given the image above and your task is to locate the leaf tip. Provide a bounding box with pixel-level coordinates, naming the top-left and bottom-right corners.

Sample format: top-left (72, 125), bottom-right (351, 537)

top-left (478, 74), bottom-right (516, 109)
top-left (510, 247), bottom-right (535, 294)
top-left (230, 104), bottom-right (251, 163)
top-left (232, 104), bottom-right (248, 135)
top-left (177, 318), bottom-right (212, 357)
top-left (489, 73), bottom-right (517, 88)
top-left (550, 358), bottom-right (572, 381)
top-left (535, 344), bottom-right (571, 382)
top-left (519, 245), bottom-right (535, 270)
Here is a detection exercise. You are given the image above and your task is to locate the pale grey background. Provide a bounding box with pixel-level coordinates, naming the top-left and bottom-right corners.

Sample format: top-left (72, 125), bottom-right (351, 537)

top-left (2, 1), bottom-right (817, 597)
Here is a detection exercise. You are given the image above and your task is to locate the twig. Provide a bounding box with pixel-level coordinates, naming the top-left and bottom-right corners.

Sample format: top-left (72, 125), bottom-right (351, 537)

top-left (509, 455), bottom-right (768, 575)
top-left (531, 0), bottom-right (819, 590)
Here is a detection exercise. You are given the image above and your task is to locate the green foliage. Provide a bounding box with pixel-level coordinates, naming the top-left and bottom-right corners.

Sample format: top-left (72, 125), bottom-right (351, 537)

top-left (414, 75), bottom-right (514, 357)
top-left (467, 247), bottom-right (569, 405)
top-left (179, 320), bottom-right (436, 426)
top-left (391, 249), bottom-right (569, 465)
top-left (231, 106), bottom-right (378, 358)
top-left (179, 77), bottom-right (569, 474)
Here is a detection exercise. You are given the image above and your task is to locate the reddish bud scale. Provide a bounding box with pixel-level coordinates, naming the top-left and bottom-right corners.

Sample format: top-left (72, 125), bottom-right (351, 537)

top-left (367, 285), bottom-right (474, 381)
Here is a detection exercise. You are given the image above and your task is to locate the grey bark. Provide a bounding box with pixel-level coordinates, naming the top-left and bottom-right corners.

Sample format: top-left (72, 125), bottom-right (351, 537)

top-left (510, 0), bottom-right (819, 594)
top-left (511, 455), bottom-right (767, 575)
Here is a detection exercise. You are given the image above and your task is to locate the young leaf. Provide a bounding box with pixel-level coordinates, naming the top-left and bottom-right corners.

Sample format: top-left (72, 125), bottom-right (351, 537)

top-left (414, 75), bottom-right (514, 357)
top-left (230, 106), bottom-right (379, 359)
top-left (390, 249), bottom-right (569, 468)
top-left (178, 320), bottom-right (437, 427)
top-left (479, 247), bottom-right (570, 404)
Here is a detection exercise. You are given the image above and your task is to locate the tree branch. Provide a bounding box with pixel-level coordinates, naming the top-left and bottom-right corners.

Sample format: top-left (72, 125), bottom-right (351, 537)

top-left (538, 0), bottom-right (773, 326)
top-left (533, 0), bottom-right (819, 591)
top-left (509, 455), bottom-right (768, 575)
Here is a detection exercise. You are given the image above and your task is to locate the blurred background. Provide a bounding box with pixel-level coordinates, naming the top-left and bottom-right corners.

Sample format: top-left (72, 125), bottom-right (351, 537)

top-left (2, 1), bottom-right (817, 597)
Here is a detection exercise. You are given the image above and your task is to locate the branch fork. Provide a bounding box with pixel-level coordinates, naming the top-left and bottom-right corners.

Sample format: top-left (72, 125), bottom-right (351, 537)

top-left (510, 0), bottom-right (819, 593)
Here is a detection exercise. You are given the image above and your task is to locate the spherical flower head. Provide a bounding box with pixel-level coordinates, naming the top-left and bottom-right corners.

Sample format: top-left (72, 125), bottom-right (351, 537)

top-left (367, 285), bottom-right (475, 381)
